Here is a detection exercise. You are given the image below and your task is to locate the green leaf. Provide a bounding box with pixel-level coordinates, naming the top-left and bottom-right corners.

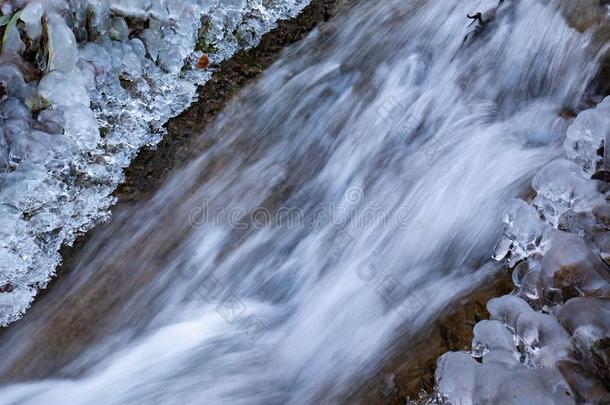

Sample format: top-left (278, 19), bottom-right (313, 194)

top-left (0, 14), bottom-right (11, 27)
top-left (2, 10), bottom-right (22, 52)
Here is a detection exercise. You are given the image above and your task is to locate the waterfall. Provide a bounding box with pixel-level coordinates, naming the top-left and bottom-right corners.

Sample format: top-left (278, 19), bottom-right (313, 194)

top-left (0, 0), bottom-right (602, 403)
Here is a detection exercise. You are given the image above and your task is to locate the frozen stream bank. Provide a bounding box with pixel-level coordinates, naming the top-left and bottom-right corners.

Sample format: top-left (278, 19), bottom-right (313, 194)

top-left (0, 0), bottom-right (312, 325)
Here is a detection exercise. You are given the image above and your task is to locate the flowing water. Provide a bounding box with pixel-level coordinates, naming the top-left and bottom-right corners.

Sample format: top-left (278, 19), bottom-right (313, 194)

top-left (0, 0), bottom-right (603, 403)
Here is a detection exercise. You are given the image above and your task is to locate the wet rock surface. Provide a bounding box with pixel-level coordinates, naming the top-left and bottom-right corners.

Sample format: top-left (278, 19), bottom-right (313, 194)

top-left (353, 270), bottom-right (514, 404)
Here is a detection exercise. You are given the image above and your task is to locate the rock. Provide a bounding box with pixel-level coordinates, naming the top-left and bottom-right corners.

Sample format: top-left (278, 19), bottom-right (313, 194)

top-left (557, 209), bottom-right (597, 237)
top-left (558, 0), bottom-right (607, 32)
top-left (557, 359), bottom-right (610, 404)
top-left (540, 232), bottom-right (610, 299)
top-left (557, 297), bottom-right (610, 385)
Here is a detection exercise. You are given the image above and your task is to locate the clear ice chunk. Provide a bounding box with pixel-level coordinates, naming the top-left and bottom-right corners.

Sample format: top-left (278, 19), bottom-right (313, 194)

top-left (532, 159), bottom-right (604, 227)
top-left (564, 97), bottom-right (610, 175)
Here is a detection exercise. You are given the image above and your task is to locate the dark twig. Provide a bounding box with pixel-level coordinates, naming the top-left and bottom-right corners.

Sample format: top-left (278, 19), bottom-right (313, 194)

top-left (466, 12), bottom-right (484, 27)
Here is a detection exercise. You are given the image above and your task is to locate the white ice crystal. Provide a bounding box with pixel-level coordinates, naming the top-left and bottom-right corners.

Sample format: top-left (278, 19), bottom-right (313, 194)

top-left (494, 198), bottom-right (549, 266)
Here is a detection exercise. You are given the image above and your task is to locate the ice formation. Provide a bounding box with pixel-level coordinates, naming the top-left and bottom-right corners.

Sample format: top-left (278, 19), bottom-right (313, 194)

top-left (435, 92), bottom-right (610, 403)
top-left (564, 97), bottom-right (610, 176)
top-left (0, 0), bottom-right (311, 325)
